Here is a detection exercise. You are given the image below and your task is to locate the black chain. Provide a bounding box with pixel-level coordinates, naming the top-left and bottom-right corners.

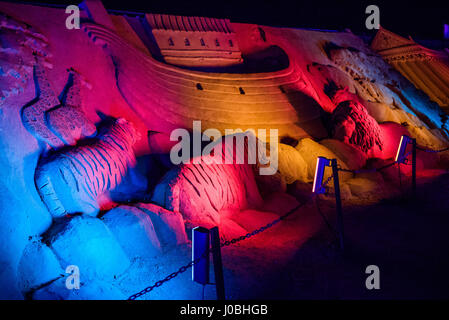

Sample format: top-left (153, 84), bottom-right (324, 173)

top-left (220, 214), bottom-right (284, 247)
top-left (128, 175), bottom-right (334, 300)
top-left (416, 145), bottom-right (449, 153)
top-left (128, 260), bottom-right (194, 300)
top-left (128, 249), bottom-right (213, 300)
top-left (376, 161), bottom-right (399, 172)
top-left (337, 160), bottom-right (396, 174)
top-left (339, 144), bottom-right (448, 174)
top-left (220, 174), bottom-right (334, 247)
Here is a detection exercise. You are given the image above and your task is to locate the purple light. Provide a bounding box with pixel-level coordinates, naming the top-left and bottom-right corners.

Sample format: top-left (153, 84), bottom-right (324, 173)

top-left (312, 157), bottom-right (331, 194)
top-left (395, 135), bottom-right (412, 164)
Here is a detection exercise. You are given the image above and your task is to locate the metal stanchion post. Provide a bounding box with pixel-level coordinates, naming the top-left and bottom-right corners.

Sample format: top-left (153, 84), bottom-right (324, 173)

top-left (210, 227), bottom-right (225, 300)
top-left (331, 159), bottom-right (345, 251)
top-left (192, 227), bottom-right (210, 285)
top-left (412, 138), bottom-right (417, 198)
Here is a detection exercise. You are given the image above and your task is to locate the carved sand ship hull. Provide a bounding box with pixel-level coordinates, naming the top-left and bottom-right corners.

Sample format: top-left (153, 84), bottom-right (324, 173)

top-left (82, 22), bottom-right (327, 140)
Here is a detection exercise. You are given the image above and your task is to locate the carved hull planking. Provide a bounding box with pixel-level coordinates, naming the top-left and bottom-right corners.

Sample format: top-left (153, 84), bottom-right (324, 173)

top-left (82, 22), bottom-right (328, 141)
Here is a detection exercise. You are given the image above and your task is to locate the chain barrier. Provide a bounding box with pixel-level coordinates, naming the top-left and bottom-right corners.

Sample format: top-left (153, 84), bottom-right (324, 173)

top-left (129, 140), bottom-right (446, 300)
top-left (128, 240), bottom-right (223, 300)
top-left (337, 160), bottom-right (396, 174)
top-left (128, 256), bottom-right (197, 300)
top-left (416, 145), bottom-right (449, 153)
top-left (128, 175), bottom-right (335, 300)
top-left (338, 143), bottom-right (449, 175)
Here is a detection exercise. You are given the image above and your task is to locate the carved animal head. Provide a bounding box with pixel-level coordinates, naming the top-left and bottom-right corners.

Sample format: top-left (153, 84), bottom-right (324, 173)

top-left (330, 89), bottom-right (383, 153)
top-left (111, 117), bottom-right (141, 145)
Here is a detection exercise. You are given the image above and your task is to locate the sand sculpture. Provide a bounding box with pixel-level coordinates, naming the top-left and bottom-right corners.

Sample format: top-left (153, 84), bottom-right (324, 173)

top-left (152, 132), bottom-right (265, 228)
top-left (145, 13), bottom-right (243, 68)
top-left (328, 88), bottom-right (384, 154)
top-left (0, 0), bottom-right (448, 299)
top-left (82, 21), bottom-right (327, 140)
top-left (0, 12), bottom-right (51, 106)
top-left (46, 68), bottom-right (96, 146)
top-left (371, 27), bottom-right (449, 113)
top-left (21, 63), bottom-right (96, 149)
top-left (35, 118), bottom-right (139, 217)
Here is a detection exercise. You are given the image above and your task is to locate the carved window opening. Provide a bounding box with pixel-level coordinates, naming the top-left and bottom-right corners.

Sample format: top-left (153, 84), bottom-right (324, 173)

top-left (196, 83), bottom-right (203, 90)
top-left (215, 39), bottom-right (220, 47)
top-left (258, 27), bottom-right (266, 42)
top-left (168, 37), bottom-right (174, 46)
top-left (228, 39), bottom-right (234, 47)
top-left (184, 38), bottom-right (190, 46)
top-left (200, 38), bottom-right (205, 46)
top-left (239, 87), bottom-right (245, 95)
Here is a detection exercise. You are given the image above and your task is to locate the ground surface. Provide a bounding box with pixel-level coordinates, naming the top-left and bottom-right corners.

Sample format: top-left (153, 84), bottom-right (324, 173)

top-left (104, 169), bottom-right (449, 300)
top-left (197, 171), bottom-right (449, 300)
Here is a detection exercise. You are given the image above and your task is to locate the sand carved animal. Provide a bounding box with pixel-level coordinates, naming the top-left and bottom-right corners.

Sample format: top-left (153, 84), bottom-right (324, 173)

top-left (329, 88), bottom-right (384, 154)
top-left (35, 118), bottom-right (139, 218)
top-left (152, 132), bottom-right (264, 227)
top-left (46, 68), bottom-right (96, 145)
top-left (21, 62), bottom-right (96, 149)
top-left (307, 62), bottom-right (384, 154)
top-left (21, 60), bottom-right (63, 148)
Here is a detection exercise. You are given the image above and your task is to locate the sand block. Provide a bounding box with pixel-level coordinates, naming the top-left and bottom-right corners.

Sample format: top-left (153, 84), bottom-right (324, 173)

top-left (102, 205), bottom-right (162, 260)
top-left (46, 216), bottom-right (130, 280)
top-left (17, 240), bottom-right (63, 294)
top-left (278, 143), bottom-right (308, 184)
top-left (135, 203), bottom-right (188, 247)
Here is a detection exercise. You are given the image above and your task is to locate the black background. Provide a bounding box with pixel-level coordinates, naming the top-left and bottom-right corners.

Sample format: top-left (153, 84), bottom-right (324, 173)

top-left (6, 0), bottom-right (449, 39)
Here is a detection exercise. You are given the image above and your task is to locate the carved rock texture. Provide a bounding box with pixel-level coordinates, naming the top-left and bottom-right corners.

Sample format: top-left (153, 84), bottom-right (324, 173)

top-left (326, 43), bottom-right (402, 104)
top-left (0, 12), bottom-right (51, 106)
top-left (326, 43), bottom-right (447, 133)
top-left (35, 118), bottom-right (138, 218)
top-left (277, 143), bottom-right (308, 184)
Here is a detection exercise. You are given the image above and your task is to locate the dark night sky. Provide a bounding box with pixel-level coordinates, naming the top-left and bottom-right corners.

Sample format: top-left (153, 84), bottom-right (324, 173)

top-left (6, 0), bottom-right (449, 40)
